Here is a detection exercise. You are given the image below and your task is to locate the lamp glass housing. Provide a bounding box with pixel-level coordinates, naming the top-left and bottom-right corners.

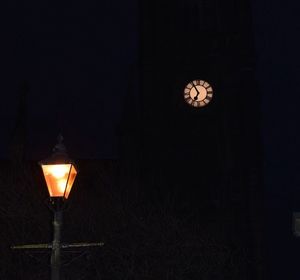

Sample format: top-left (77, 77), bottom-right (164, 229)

top-left (41, 163), bottom-right (77, 199)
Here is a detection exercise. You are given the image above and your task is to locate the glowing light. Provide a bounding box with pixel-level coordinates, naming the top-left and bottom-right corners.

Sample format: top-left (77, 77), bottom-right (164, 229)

top-left (41, 164), bottom-right (77, 198)
top-left (57, 179), bottom-right (67, 193)
top-left (47, 164), bottom-right (70, 179)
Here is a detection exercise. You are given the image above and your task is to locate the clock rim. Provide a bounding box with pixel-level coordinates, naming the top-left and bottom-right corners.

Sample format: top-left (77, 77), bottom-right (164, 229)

top-left (183, 79), bottom-right (213, 108)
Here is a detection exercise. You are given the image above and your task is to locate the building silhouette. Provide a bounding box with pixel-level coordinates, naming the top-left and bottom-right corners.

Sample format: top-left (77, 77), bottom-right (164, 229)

top-left (120, 0), bottom-right (263, 278)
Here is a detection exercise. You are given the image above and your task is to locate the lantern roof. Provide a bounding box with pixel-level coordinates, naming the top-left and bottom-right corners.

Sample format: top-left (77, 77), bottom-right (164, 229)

top-left (39, 134), bottom-right (75, 166)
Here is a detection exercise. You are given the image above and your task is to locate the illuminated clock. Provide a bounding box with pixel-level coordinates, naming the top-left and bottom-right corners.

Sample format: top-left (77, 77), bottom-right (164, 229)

top-left (183, 80), bottom-right (213, 107)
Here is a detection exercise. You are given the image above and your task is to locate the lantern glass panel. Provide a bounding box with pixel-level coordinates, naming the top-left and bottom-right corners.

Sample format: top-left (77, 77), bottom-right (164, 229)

top-left (41, 164), bottom-right (72, 197)
top-left (64, 165), bottom-right (77, 199)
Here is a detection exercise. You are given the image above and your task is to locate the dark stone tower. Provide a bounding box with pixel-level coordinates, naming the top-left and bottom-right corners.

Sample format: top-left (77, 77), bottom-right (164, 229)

top-left (119, 0), bottom-right (263, 278)
top-left (138, 0), bottom-right (260, 199)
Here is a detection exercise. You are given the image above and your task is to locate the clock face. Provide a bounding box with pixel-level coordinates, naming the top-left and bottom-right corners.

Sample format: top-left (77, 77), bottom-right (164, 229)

top-left (183, 80), bottom-right (213, 108)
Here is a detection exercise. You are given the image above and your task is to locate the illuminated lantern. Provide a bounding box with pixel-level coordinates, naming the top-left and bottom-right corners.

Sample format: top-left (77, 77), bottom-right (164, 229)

top-left (40, 135), bottom-right (77, 199)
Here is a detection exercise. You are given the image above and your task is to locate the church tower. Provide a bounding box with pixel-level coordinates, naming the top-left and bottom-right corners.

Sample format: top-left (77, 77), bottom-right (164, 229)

top-left (134, 0), bottom-right (263, 278)
top-left (119, 0), bottom-right (262, 277)
top-left (138, 0), bottom-right (259, 200)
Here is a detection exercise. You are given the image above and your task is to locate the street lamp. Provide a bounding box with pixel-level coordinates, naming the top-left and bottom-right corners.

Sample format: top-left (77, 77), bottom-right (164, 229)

top-left (11, 134), bottom-right (104, 279)
top-left (39, 135), bottom-right (77, 280)
top-left (40, 134), bottom-right (77, 200)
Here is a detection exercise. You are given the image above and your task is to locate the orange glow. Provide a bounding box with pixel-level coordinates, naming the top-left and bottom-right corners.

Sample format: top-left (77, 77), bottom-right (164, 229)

top-left (189, 86), bottom-right (207, 101)
top-left (50, 165), bottom-right (70, 179)
top-left (41, 164), bottom-right (77, 198)
top-left (184, 79), bottom-right (213, 108)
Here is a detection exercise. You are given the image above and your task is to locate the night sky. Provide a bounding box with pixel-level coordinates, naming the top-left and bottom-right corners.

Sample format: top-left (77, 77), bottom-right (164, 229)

top-left (1, 0), bottom-right (300, 279)
top-left (252, 0), bottom-right (300, 279)
top-left (1, 0), bottom-right (138, 159)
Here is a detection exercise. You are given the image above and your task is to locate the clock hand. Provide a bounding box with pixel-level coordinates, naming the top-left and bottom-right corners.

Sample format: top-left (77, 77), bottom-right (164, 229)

top-left (192, 82), bottom-right (200, 100)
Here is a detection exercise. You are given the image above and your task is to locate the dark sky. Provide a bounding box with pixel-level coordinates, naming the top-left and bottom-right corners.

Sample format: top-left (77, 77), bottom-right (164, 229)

top-left (251, 0), bottom-right (300, 279)
top-left (1, 0), bottom-right (138, 159)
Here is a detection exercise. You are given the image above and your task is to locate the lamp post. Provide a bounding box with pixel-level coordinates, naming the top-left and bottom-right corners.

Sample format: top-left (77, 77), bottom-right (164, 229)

top-left (11, 135), bottom-right (104, 279)
top-left (39, 135), bottom-right (78, 280)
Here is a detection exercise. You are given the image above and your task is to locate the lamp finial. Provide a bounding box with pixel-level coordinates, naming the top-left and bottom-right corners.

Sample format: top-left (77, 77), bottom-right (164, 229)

top-left (53, 134), bottom-right (67, 154)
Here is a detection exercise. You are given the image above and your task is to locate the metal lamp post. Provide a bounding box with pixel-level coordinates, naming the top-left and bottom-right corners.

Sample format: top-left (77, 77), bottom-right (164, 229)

top-left (39, 135), bottom-right (78, 280)
top-left (11, 135), bottom-right (104, 279)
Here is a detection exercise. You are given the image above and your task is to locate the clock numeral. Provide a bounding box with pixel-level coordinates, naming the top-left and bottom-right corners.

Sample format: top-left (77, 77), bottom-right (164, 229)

top-left (200, 101), bottom-right (205, 107)
top-left (207, 93), bottom-right (213, 97)
top-left (184, 88), bottom-right (190, 94)
top-left (203, 82), bottom-right (209, 88)
top-left (187, 83), bottom-right (193, 89)
top-left (200, 80), bottom-right (204, 85)
top-left (207, 87), bottom-right (212, 91)
top-left (196, 80), bottom-right (200, 85)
